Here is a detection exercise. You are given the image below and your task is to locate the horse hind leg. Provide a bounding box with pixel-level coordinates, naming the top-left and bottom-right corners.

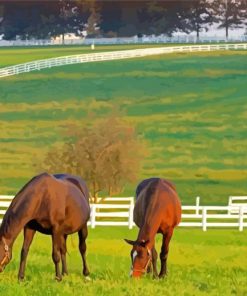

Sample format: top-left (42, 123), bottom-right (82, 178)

top-left (159, 228), bottom-right (173, 278)
top-left (52, 229), bottom-right (63, 281)
top-left (78, 226), bottom-right (90, 277)
top-left (18, 227), bottom-right (36, 281)
top-left (61, 235), bottom-right (68, 276)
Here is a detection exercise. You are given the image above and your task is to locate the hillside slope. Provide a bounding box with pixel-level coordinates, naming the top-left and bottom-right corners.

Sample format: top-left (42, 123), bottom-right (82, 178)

top-left (0, 50), bottom-right (247, 204)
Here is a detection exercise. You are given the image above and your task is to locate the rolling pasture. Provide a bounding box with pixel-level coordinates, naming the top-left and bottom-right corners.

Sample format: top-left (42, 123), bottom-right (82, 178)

top-left (0, 46), bottom-right (247, 295)
top-left (0, 46), bottom-right (247, 204)
top-left (0, 227), bottom-right (246, 295)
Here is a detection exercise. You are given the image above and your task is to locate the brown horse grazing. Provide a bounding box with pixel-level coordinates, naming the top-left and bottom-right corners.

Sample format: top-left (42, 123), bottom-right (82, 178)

top-left (0, 172), bottom-right (90, 281)
top-left (125, 178), bottom-right (181, 278)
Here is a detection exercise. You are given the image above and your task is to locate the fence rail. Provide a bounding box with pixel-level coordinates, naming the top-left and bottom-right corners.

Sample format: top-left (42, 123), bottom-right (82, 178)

top-left (0, 43), bottom-right (246, 79)
top-left (1, 195), bottom-right (247, 231)
top-left (228, 196), bottom-right (247, 214)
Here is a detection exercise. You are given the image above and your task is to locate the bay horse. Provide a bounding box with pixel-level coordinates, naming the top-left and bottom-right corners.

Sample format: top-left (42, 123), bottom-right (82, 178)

top-left (0, 172), bottom-right (90, 281)
top-left (125, 178), bottom-right (181, 278)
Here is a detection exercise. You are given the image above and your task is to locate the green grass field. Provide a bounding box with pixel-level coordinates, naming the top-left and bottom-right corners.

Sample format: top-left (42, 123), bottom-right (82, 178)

top-left (0, 45), bottom-right (247, 204)
top-left (0, 227), bottom-right (246, 295)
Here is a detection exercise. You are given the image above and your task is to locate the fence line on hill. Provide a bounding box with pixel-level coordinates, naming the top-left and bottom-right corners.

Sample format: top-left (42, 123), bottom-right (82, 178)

top-left (0, 35), bottom-right (247, 47)
top-left (0, 43), bottom-right (246, 79)
top-left (1, 195), bottom-right (247, 231)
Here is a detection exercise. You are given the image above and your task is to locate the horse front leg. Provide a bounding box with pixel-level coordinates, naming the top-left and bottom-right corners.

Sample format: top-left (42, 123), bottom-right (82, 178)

top-left (146, 246), bottom-right (158, 278)
top-left (152, 246), bottom-right (158, 278)
top-left (159, 228), bottom-right (173, 278)
top-left (52, 230), bottom-right (62, 281)
top-left (18, 227), bottom-right (36, 281)
top-left (61, 235), bottom-right (68, 276)
top-left (78, 225), bottom-right (90, 277)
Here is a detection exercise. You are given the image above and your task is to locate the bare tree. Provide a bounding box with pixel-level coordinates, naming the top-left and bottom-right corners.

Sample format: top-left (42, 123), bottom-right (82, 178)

top-left (37, 116), bottom-right (147, 202)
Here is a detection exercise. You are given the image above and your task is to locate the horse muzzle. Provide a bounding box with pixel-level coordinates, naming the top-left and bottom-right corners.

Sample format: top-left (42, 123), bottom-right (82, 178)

top-left (129, 267), bottom-right (144, 278)
top-left (0, 265), bottom-right (5, 272)
top-left (0, 254), bottom-right (10, 272)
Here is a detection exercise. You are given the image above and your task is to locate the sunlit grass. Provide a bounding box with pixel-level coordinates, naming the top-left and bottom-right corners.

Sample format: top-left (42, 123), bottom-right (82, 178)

top-left (0, 228), bottom-right (246, 295)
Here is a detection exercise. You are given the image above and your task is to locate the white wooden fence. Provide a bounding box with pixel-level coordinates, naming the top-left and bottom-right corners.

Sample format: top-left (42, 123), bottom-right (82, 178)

top-left (228, 196), bottom-right (247, 214)
top-left (0, 35), bottom-right (247, 47)
top-left (0, 43), bottom-right (246, 79)
top-left (1, 195), bottom-right (247, 231)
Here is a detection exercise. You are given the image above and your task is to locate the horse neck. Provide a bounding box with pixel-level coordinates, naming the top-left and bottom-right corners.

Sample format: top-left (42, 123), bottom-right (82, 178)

top-left (0, 191), bottom-right (35, 247)
top-left (137, 195), bottom-right (160, 248)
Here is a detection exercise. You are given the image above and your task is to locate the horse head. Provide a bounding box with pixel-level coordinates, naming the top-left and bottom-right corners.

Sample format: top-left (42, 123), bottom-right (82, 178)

top-left (0, 237), bottom-right (11, 272)
top-left (124, 239), bottom-right (151, 278)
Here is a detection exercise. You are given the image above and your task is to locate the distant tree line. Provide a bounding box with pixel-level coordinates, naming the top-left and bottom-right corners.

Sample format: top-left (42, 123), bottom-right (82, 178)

top-left (0, 0), bottom-right (246, 41)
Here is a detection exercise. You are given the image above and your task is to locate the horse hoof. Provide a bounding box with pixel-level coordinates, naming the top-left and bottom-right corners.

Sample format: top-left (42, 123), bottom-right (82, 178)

top-left (84, 276), bottom-right (92, 282)
top-left (83, 270), bottom-right (90, 277)
top-left (55, 276), bottom-right (62, 282)
top-left (18, 276), bottom-right (25, 282)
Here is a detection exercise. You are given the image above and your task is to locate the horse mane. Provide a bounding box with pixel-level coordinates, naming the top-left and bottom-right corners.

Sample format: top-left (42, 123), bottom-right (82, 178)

top-left (10, 172), bottom-right (49, 206)
top-left (161, 179), bottom-right (176, 191)
top-left (13, 175), bottom-right (39, 198)
top-left (136, 177), bottom-right (159, 199)
top-left (0, 173), bottom-right (50, 236)
top-left (143, 178), bottom-right (160, 211)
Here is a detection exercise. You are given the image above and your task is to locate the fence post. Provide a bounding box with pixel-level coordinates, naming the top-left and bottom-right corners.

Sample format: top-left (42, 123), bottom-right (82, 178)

top-left (90, 204), bottom-right (96, 229)
top-left (202, 207), bottom-right (207, 231)
top-left (239, 206), bottom-right (244, 231)
top-left (196, 196), bottom-right (200, 215)
top-left (228, 196), bottom-right (232, 215)
top-left (128, 200), bottom-right (134, 229)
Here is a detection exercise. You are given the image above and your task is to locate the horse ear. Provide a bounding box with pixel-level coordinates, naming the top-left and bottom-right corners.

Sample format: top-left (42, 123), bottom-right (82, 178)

top-left (139, 239), bottom-right (150, 247)
top-left (124, 239), bottom-right (136, 246)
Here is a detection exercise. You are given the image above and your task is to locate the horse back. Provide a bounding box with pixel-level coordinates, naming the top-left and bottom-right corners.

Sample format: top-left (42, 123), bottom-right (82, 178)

top-left (134, 178), bottom-right (181, 229)
top-left (47, 175), bottom-right (90, 216)
top-left (54, 173), bottom-right (90, 203)
top-left (135, 178), bottom-right (176, 199)
top-left (158, 181), bottom-right (181, 228)
top-left (31, 174), bottom-right (90, 229)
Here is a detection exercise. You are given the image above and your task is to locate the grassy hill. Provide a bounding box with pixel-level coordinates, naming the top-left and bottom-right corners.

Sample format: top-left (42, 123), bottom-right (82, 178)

top-left (0, 47), bottom-right (247, 204)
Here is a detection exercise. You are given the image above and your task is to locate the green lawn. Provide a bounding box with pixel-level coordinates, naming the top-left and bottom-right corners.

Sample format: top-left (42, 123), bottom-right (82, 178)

top-left (0, 47), bottom-right (247, 204)
top-left (0, 227), bottom-right (246, 295)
